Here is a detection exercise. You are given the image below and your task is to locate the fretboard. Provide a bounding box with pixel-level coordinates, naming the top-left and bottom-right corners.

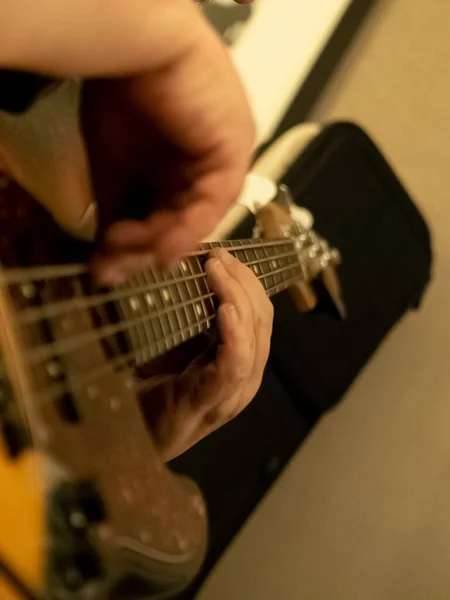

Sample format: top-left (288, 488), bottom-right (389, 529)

top-left (115, 238), bottom-right (302, 365)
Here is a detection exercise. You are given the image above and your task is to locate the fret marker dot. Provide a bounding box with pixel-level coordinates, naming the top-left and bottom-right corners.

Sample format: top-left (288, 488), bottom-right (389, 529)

top-left (21, 283), bottom-right (36, 299)
top-left (145, 293), bottom-right (154, 307)
top-left (129, 297), bottom-right (140, 311)
top-left (162, 289), bottom-right (171, 303)
top-left (196, 304), bottom-right (203, 316)
top-left (46, 361), bottom-right (62, 379)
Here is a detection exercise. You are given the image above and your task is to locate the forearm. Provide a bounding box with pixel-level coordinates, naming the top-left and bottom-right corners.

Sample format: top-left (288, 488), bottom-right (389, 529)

top-left (0, 0), bottom-right (206, 76)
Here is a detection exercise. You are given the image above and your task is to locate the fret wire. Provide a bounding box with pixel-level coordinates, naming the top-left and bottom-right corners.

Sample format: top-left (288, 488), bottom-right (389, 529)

top-left (153, 273), bottom-right (177, 355)
top-left (26, 288), bottom-right (217, 365)
top-left (16, 246), bottom-right (299, 326)
top-left (25, 261), bottom-right (302, 366)
top-left (267, 249), bottom-right (275, 289)
top-left (193, 254), bottom-right (213, 327)
top-left (136, 271), bottom-right (156, 363)
top-left (230, 239), bottom-right (247, 265)
top-left (3, 239), bottom-right (297, 285)
top-left (265, 271), bottom-right (302, 297)
top-left (253, 241), bottom-right (266, 277)
top-left (133, 274), bottom-right (152, 363)
top-left (16, 270), bottom-right (212, 325)
top-left (255, 241), bottom-right (266, 288)
top-left (202, 245), bottom-right (219, 317)
top-left (262, 243), bottom-right (274, 291)
top-left (35, 269), bottom-right (305, 406)
top-left (200, 241), bottom-right (214, 253)
top-left (184, 258), bottom-right (205, 336)
top-left (196, 238), bottom-right (292, 254)
top-left (143, 271), bottom-right (167, 357)
top-left (139, 271), bottom-right (155, 362)
top-left (37, 313), bottom-right (215, 404)
top-left (117, 278), bottom-right (145, 364)
top-left (167, 267), bottom-right (188, 344)
top-left (160, 270), bottom-right (183, 348)
top-left (271, 246), bottom-right (282, 286)
top-left (178, 260), bottom-right (198, 340)
top-left (243, 239), bottom-right (257, 269)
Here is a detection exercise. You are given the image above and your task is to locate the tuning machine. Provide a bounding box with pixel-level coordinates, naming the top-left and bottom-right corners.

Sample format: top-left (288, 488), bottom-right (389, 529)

top-left (256, 183), bottom-right (346, 320)
top-left (303, 235), bottom-right (346, 320)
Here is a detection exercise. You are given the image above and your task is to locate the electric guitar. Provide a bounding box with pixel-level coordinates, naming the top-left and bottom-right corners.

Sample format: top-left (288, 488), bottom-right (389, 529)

top-left (0, 180), bottom-right (343, 600)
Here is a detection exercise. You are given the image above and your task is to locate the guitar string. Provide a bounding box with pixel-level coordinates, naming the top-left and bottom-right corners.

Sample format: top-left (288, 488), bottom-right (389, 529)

top-left (0, 238), bottom-right (299, 284)
top-left (16, 249), bottom-right (300, 325)
top-left (24, 262), bottom-right (303, 366)
top-left (34, 273), bottom-right (301, 404)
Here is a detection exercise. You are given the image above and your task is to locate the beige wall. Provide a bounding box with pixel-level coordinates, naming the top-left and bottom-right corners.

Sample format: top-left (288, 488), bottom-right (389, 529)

top-left (199, 1), bottom-right (450, 598)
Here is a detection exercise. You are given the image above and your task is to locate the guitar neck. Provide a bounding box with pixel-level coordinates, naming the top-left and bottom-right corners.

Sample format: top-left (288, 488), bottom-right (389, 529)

top-left (115, 238), bottom-right (302, 365)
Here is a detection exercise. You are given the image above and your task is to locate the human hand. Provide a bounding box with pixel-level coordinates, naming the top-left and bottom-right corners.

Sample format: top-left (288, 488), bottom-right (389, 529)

top-left (140, 249), bottom-right (273, 462)
top-left (0, 0), bottom-right (255, 278)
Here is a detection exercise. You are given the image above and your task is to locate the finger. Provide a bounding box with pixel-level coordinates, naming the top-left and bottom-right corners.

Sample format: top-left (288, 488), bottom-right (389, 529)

top-left (189, 302), bottom-right (253, 423)
top-left (202, 252), bottom-right (259, 420)
top-left (210, 248), bottom-right (273, 396)
top-left (205, 252), bottom-right (253, 328)
top-left (209, 247), bottom-right (267, 309)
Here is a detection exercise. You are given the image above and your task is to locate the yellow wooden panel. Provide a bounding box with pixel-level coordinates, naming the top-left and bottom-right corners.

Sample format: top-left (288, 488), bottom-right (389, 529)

top-left (0, 444), bottom-right (44, 597)
top-left (0, 573), bottom-right (23, 600)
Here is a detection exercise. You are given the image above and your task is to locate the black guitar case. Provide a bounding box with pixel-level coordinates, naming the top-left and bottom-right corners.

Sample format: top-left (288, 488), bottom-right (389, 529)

top-left (270, 121), bottom-right (432, 417)
top-left (173, 121), bottom-right (433, 597)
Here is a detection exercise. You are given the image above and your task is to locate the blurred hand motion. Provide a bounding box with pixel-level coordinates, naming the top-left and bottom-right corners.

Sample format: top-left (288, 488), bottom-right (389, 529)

top-left (0, 0), bottom-right (255, 280)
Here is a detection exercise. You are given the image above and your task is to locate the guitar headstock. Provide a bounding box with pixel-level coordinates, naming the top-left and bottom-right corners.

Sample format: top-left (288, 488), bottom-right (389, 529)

top-left (256, 184), bottom-right (346, 319)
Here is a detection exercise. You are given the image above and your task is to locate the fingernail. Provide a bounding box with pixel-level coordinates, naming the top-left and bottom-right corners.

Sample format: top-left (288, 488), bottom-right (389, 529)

top-left (212, 258), bottom-right (226, 274)
top-left (225, 304), bottom-right (238, 325)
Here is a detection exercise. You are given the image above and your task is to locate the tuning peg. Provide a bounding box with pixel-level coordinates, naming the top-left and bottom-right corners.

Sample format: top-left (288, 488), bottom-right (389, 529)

top-left (289, 281), bottom-right (318, 313)
top-left (316, 247), bottom-right (346, 319)
top-left (321, 265), bottom-right (347, 320)
top-left (275, 184), bottom-right (294, 209)
top-left (276, 185), bottom-right (314, 231)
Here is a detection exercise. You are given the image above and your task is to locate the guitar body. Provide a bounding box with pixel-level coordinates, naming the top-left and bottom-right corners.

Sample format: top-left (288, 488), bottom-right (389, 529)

top-left (0, 183), bottom-right (207, 600)
top-left (0, 165), bottom-right (343, 600)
